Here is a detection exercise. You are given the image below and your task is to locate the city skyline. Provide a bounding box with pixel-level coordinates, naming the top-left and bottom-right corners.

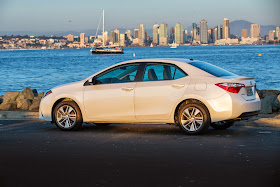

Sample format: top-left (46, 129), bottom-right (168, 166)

top-left (0, 0), bottom-right (279, 34)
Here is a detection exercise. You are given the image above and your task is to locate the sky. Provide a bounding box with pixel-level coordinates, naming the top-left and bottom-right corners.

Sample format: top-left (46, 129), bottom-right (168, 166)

top-left (0, 0), bottom-right (279, 33)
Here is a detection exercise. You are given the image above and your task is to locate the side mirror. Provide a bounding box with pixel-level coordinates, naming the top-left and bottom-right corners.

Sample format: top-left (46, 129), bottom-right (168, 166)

top-left (91, 76), bottom-right (98, 85)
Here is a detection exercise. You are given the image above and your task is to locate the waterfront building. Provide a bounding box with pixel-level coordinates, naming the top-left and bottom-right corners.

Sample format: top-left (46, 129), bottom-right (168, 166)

top-left (215, 38), bottom-right (238, 45)
top-left (159, 23), bottom-right (168, 46)
top-left (250, 24), bottom-right (260, 39)
top-left (175, 22), bottom-right (183, 44)
top-left (110, 31), bottom-right (116, 43)
top-left (275, 27), bottom-right (279, 39)
top-left (153, 24), bottom-right (159, 45)
top-left (85, 36), bottom-right (89, 43)
top-left (268, 30), bottom-right (275, 41)
top-left (125, 30), bottom-right (132, 41)
top-left (80, 33), bottom-right (85, 44)
top-left (222, 18), bottom-right (230, 39)
top-left (214, 28), bottom-right (218, 42)
top-left (217, 25), bottom-right (222, 40)
top-left (119, 33), bottom-right (125, 46)
top-left (192, 23), bottom-right (199, 41)
top-left (134, 29), bottom-right (139, 39)
top-left (170, 27), bottom-right (175, 41)
top-left (241, 29), bottom-right (248, 38)
top-left (114, 29), bottom-right (120, 43)
top-left (66, 34), bottom-right (74, 42)
top-left (240, 37), bottom-right (259, 45)
top-left (139, 24), bottom-right (145, 46)
top-left (200, 19), bottom-right (208, 44)
top-left (103, 31), bottom-right (108, 44)
top-left (210, 28), bottom-right (216, 43)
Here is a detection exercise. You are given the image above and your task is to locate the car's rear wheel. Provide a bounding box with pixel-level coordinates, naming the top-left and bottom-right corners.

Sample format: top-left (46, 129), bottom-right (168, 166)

top-left (210, 121), bottom-right (234, 130)
top-left (177, 101), bottom-right (210, 135)
top-left (95, 123), bottom-right (111, 127)
top-left (53, 101), bottom-right (83, 131)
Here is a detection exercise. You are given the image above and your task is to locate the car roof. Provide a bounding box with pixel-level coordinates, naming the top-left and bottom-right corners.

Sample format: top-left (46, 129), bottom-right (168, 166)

top-left (117, 58), bottom-right (201, 65)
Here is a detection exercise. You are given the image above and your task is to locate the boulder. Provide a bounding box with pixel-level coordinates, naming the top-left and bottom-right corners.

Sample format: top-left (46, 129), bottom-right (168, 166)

top-left (32, 89), bottom-right (38, 97)
top-left (259, 90), bottom-right (280, 99)
top-left (3, 92), bottom-right (20, 104)
top-left (0, 98), bottom-right (3, 104)
top-left (29, 100), bottom-right (41, 111)
top-left (17, 99), bottom-right (32, 110)
top-left (38, 92), bottom-right (44, 98)
top-left (0, 102), bottom-right (17, 110)
top-left (260, 95), bottom-right (277, 114)
top-left (16, 87), bottom-right (35, 102)
top-left (273, 94), bottom-right (280, 110)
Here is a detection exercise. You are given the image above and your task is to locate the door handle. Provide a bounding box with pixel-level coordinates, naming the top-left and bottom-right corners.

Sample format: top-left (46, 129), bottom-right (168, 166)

top-left (172, 84), bottom-right (185, 88)
top-left (122, 87), bottom-right (134, 91)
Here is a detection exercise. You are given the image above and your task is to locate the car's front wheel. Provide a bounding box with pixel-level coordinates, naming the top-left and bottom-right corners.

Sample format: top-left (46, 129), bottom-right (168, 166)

top-left (53, 101), bottom-right (83, 131)
top-left (177, 101), bottom-right (210, 135)
top-left (210, 121), bottom-right (234, 130)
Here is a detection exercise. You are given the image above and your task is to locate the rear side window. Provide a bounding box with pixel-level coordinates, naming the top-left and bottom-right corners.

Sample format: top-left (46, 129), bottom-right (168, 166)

top-left (189, 62), bottom-right (236, 77)
top-left (142, 64), bottom-right (187, 81)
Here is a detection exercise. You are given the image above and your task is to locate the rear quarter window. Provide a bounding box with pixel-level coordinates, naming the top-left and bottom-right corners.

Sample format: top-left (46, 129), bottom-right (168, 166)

top-left (189, 62), bottom-right (236, 77)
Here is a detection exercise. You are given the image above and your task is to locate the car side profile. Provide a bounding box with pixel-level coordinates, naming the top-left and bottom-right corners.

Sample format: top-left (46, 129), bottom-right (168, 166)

top-left (39, 58), bottom-right (261, 134)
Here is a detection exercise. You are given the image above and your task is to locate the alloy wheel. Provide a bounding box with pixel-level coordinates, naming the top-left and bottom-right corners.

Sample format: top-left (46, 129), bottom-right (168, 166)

top-left (56, 104), bottom-right (77, 129)
top-left (180, 107), bottom-right (204, 132)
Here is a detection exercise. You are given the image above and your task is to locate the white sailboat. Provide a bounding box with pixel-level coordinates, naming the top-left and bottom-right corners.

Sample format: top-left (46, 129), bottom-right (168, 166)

top-left (91, 10), bottom-right (124, 54)
top-left (170, 41), bottom-right (177, 48)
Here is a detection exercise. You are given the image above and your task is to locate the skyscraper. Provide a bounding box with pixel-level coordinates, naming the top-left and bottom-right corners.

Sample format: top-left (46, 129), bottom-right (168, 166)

top-left (170, 27), bottom-right (175, 41)
top-left (268, 30), bottom-right (275, 41)
top-left (139, 24), bottom-right (145, 46)
top-left (217, 25), bottom-right (222, 40)
top-left (241, 29), bottom-right (248, 38)
top-left (250, 24), bottom-right (260, 39)
top-left (134, 29), bottom-right (139, 39)
top-left (114, 29), bottom-right (120, 43)
top-left (153, 24), bottom-right (159, 45)
top-left (159, 23), bottom-right (168, 46)
top-left (222, 18), bottom-right (230, 39)
top-left (200, 19), bottom-right (208, 44)
top-left (276, 27), bottom-right (280, 40)
top-left (192, 23), bottom-right (198, 41)
top-left (175, 22), bottom-right (183, 44)
top-left (80, 33), bottom-right (85, 44)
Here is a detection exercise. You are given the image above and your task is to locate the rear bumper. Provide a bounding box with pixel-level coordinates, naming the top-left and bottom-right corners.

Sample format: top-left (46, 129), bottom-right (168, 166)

top-left (236, 110), bottom-right (260, 120)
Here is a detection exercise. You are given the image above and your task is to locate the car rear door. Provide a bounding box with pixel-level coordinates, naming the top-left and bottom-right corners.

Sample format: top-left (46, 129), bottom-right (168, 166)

top-left (134, 63), bottom-right (190, 120)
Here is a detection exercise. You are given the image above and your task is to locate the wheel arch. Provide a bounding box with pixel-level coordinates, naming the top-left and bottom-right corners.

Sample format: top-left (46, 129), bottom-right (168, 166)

top-left (173, 98), bottom-right (212, 124)
top-left (51, 97), bottom-right (83, 123)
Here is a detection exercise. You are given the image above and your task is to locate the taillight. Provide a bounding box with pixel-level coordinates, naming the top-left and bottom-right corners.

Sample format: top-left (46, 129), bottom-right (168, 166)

top-left (215, 83), bottom-right (245, 93)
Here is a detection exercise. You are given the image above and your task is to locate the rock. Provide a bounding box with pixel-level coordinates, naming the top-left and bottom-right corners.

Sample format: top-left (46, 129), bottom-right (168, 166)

top-left (0, 102), bottom-right (17, 110)
top-left (3, 92), bottom-right (20, 104)
top-left (260, 95), bottom-right (277, 114)
top-left (259, 90), bottom-right (280, 99)
top-left (38, 92), bottom-right (44, 98)
top-left (32, 89), bottom-right (38, 97)
top-left (17, 99), bottom-right (32, 110)
top-left (273, 94), bottom-right (280, 110)
top-left (16, 87), bottom-right (35, 102)
top-left (29, 100), bottom-right (41, 111)
top-left (0, 98), bottom-right (3, 104)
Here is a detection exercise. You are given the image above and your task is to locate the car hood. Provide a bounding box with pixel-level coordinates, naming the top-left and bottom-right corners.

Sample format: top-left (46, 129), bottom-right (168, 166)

top-left (51, 80), bottom-right (84, 92)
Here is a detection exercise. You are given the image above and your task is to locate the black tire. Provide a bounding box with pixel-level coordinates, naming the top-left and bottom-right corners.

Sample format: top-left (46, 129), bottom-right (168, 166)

top-left (177, 101), bottom-right (210, 135)
top-left (210, 121), bottom-right (234, 130)
top-left (95, 123), bottom-right (111, 127)
top-left (53, 101), bottom-right (83, 131)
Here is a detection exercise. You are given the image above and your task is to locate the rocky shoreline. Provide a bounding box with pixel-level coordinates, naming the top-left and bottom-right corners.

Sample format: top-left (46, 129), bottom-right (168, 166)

top-left (0, 87), bottom-right (280, 115)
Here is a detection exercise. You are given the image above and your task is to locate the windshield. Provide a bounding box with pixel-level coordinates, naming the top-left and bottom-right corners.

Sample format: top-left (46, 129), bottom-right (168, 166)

top-left (189, 62), bottom-right (236, 77)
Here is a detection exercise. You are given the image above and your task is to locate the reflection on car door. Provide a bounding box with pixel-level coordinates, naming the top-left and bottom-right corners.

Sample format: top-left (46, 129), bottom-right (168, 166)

top-left (134, 63), bottom-right (190, 120)
top-left (83, 64), bottom-right (139, 121)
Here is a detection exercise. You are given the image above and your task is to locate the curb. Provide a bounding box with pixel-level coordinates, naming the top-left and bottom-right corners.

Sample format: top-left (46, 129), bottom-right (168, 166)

top-left (0, 111), bottom-right (39, 120)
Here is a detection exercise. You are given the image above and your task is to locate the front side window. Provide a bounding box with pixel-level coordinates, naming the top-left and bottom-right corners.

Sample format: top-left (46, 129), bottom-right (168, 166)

top-left (96, 64), bottom-right (139, 84)
top-left (142, 64), bottom-right (187, 81)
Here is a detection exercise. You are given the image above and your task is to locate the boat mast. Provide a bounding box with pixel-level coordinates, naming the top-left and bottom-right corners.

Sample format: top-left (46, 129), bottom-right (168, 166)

top-left (103, 9), bottom-right (105, 47)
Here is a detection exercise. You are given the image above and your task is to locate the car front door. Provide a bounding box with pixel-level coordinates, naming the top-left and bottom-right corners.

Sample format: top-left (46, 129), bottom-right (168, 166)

top-left (134, 63), bottom-right (190, 120)
top-left (83, 63), bottom-right (140, 121)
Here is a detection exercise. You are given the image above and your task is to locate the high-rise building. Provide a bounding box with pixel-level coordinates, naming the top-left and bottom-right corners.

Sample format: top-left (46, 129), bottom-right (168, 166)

top-left (67, 34), bottom-right (74, 42)
top-left (103, 31), bottom-right (108, 44)
top-left (192, 23), bottom-right (198, 41)
top-left (139, 24), bottom-right (145, 46)
top-left (159, 23), bottom-right (168, 46)
top-left (241, 29), bottom-right (248, 38)
top-left (276, 27), bottom-right (280, 39)
top-left (250, 24), bottom-right (260, 39)
top-left (214, 28), bottom-right (218, 42)
top-left (110, 31), bottom-right (116, 43)
top-left (200, 19), bottom-right (208, 44)
top-left (114, 29), bottom-right (120, 43)
top-left (120, 33), bottom-right (125, 46)
top-left (85, 36), bottom-right (89, 43)
top-left (134, 29), bottom-right (139, 39)
top-left (170, 27), bottom-right (175, 41)
top-left (153, 24), bottom-right (159, 45)
top-left (175, 22), bottom-right (183, 44)
top-left (222, 18), bottom-right (230, 39)
top-left (80, 33), bottom-right (85, 44)
top-left (210, 28), bottom-right (216, 43)
top-left (125, 30), bottom-right (132, 42)
top-left (268, 30), bottom-right (275, 41)
top-left (217, 25), bottom-right (222, 40)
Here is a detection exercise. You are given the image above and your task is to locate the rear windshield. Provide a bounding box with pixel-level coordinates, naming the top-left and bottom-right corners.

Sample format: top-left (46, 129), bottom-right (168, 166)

top-left (189, 62), bottom-right (236, 77)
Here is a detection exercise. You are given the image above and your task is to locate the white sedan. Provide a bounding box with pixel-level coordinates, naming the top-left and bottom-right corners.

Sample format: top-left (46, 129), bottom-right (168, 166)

top-left (39, 58), bottom-right (261, 134)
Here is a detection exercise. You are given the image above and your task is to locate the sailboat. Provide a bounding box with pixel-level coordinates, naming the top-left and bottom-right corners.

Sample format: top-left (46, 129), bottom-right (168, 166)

top-left (170, 41), bottom-right (177, 48)
top-left (91, 10), bottom-right (124, 54)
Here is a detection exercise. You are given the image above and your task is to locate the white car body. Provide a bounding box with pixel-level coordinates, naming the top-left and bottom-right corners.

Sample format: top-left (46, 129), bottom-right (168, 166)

top-left (39, 58), bottom-right (260, 127)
